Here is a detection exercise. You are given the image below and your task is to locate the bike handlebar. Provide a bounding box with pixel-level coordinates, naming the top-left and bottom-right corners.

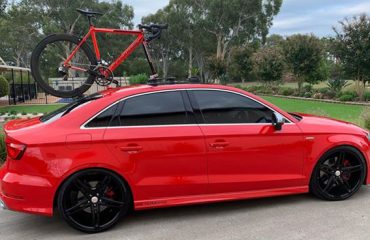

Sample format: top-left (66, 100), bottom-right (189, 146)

top-left (138, 24), bottom-right (168, 42)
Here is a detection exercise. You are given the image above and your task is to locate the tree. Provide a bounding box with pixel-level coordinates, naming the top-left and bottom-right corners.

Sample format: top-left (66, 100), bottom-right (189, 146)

top-left (190, 0), bottom-right (282, 62)
top-left (283, 34), bottom-right (327, 92)
top-left (0, 2), bottom-right (40, 67)
top-left (0, 0), bottom-right (6, 16)
top-left (332, 14), bottom-right (370, 100)
top-left (252, 47), bottom-right (284, 85)
top-left (265, 34), bottom-right (284, 47)
top-left (228, 44), bottom-right (257, 82)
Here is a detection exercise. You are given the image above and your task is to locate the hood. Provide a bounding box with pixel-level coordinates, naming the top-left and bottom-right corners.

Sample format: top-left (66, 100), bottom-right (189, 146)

top-left (294, 112), bottom-right (367, 136)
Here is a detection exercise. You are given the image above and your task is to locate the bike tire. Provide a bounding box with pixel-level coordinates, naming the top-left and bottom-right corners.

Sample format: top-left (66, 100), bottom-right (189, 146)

top-left (31, 34), bottom-right (97, 98)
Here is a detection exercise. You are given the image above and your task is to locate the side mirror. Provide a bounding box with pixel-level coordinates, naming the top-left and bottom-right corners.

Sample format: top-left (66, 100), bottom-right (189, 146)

top-left (272, 112), bottom-right (285, 131)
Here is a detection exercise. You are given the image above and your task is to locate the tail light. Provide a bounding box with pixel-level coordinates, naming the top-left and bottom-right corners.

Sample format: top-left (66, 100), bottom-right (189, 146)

top-left (6, 141), bottom-right (26, 160)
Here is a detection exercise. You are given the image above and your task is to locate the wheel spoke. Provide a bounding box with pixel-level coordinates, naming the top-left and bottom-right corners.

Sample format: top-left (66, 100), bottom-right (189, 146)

top-left (338, 178), bottom-right (352, 193)
top-left (101, 197), bottom-right (124, 208)
top-left (320, 165), bottom-right (332, 175)
top-left (342, 165), bottom-right (362, 173)
top-left (91, 204), bottom-right (100, 229)
top-left (66, 199), bottom-right (89, 215)
top-left (97, 176), bottom-right (111, 195)
top-left (336, 152), bottom-right (345, 167)
top-left (323, 176), bottom-right (335, 193)
top-left (74, 178), bottom-right (91, 197)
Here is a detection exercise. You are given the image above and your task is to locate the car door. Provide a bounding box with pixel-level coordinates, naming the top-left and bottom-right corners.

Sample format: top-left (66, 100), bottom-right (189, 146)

top-left (102, 90), bottom-right (207, 201)
top-left (188, 89), bottom-right (305, 194)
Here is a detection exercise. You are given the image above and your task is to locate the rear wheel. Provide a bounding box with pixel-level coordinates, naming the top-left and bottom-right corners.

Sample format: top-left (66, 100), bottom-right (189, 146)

top-left (310, 146), bottom-right (366, 201)
top-left (58, 169), bottom-right (131, 233)
top-left (31, 34), bottom-right (97, 98)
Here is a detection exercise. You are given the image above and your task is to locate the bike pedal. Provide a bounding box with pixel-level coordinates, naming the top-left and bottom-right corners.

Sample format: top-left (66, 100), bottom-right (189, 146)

top-left (112, 79), bottom-right (120, 86)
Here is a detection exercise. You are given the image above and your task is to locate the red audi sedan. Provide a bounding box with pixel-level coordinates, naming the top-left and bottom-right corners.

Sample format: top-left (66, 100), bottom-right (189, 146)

top-left (0, 84), bottom-right (369, 233)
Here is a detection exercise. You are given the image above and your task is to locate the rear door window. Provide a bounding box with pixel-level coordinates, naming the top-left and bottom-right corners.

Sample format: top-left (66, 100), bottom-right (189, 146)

top-left (115, 91), bottom-right (194, 126)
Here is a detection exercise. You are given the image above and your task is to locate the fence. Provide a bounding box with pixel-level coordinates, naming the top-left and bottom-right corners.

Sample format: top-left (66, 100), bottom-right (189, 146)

top-left (0, 64), bottom-right (128, 105)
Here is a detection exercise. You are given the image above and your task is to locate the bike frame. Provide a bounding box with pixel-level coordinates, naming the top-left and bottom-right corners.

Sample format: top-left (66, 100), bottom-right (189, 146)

top-left (63, 25), bottom-right (157, 77)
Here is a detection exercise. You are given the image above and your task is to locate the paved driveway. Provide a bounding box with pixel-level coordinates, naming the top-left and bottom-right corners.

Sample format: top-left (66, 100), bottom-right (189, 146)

top-left (1, 187), bottom-right (370, 240)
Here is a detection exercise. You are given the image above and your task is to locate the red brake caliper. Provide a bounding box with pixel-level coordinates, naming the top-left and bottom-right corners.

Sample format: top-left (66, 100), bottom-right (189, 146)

top-left (342, 159), bottom-right (351, 181)
top-left (105, 186), bottom-right (115, 199)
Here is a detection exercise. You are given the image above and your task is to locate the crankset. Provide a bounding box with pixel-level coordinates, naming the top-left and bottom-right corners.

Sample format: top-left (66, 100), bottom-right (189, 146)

top-left (90, 65), bottom-right (116, 87)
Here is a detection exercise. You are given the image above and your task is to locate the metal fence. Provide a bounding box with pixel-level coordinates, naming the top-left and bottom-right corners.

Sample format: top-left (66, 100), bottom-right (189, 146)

top-left (0, 64), bottom-right (128, 105)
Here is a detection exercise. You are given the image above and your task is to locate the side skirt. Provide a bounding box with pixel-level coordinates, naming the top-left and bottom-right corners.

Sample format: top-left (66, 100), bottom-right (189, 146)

top-left (134, 186), bottom-right (309, 210)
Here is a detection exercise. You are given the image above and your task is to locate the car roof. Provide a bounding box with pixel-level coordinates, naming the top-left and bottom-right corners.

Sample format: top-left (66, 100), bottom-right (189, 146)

top-left (99, 83), bottom-right (243, 97)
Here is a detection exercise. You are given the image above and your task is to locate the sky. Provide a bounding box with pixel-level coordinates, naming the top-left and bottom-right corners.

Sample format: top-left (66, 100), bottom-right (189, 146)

top-left (126, 0), bottom-right (370, 37)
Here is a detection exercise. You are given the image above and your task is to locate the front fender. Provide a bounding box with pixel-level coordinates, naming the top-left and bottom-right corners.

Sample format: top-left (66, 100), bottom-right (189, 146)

top-left (303, 134), bottom-right (369, 185)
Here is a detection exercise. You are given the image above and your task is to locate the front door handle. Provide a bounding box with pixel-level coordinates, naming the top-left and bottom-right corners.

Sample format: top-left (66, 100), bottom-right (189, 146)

top-left (120, 144), bottom-right (143, 153)
top-left (209, 140), bottom-right (229, 148)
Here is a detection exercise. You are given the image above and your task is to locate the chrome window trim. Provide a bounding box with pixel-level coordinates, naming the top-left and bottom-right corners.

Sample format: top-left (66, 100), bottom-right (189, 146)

top-left (80, 88), bottom-right (293, 130)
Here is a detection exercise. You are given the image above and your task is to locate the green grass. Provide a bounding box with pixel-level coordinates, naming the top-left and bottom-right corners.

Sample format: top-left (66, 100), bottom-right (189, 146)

top-left (0, 104), bottom-right (64, 114)
top-left (263, 96), bottom-right (367, 128)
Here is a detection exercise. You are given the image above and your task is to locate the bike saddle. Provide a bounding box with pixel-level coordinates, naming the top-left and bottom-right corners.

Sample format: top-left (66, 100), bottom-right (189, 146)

top-left (76, 8), bottom-right (103, 17)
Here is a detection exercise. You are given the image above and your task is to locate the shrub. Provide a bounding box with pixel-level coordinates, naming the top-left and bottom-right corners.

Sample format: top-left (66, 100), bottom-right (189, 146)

top-left (21, 111), bottom-right (27, 115)
top-left (0, 76), bottom-right (9, 98)
top-left (303, 84), bottom-right (313, 93)
top-left (318, 87), bottom-right (330, 95)
top-left (278, 87), bottom-right (295, 96)
top-left (128, 74), bottom-right (148, 85)
top-left (303, 92), bottom-right (312, 98)
top-left (243, 85), bottom-right (265, 94)
top-left (339, 94), bottom-right (355, 102)
top-left (338, 91), bottom-right (358, 101)
top-left (9, 110), bottom-right (17, 115)
top-left (327, 78), bottom-right (350, 93)
top-left (364, 92), bottom-right (370, 101)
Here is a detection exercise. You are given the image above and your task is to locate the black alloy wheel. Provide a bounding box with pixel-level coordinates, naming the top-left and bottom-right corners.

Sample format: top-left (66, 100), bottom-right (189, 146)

top-left (58, 169), bottom-right (131, 233)
top-left (310, 146), bottom-right (366, 201)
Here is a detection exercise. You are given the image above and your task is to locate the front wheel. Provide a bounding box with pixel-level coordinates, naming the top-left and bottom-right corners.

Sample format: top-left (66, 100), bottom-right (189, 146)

top-left (58, 169), bottom-right (131, 233)
top-left (31, 34), bottom-right (97, 98)
top-left (310, 146), bottom-right (366, 201)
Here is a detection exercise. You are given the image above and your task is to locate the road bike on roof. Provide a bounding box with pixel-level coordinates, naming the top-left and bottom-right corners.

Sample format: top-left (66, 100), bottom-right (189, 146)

top-left (30, 8), bottom-right (167, 98)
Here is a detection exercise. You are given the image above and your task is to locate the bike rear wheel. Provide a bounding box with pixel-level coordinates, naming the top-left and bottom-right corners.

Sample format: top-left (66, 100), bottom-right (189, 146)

top-left (31, 34), bottom-right (97, 98)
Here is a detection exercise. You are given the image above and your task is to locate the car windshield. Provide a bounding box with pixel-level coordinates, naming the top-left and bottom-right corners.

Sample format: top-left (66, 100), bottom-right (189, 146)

top-left (40, 93), bottom-right (103, 122)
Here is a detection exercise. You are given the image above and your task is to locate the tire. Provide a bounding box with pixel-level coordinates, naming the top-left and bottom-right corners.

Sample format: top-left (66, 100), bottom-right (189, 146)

top-left (57, 169), bottom-right (131, 233)
top-left (31, 34), bottom-right (97, 98)
top-left (310, 146), bottom-right (366, 201)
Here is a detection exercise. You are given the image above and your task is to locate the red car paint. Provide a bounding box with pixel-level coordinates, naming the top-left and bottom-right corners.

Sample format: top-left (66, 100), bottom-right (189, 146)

top-left (0, 84), bottom-right (369, 216)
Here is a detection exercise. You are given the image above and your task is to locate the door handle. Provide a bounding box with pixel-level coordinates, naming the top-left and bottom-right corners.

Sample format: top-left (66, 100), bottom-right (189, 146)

top-left (119, 144), bottom-right (143, 153)
top-left (209, 140), bottom-right (229, 148)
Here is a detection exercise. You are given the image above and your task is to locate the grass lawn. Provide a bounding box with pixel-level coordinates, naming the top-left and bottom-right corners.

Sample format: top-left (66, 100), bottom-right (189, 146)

top-left (0, 104), bottom-right (64, 114)
top-left (263, 96), bottom-right (367, 128)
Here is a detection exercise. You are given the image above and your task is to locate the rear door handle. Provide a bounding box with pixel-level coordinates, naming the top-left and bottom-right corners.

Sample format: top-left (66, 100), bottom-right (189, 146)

top-left (120, 144), bottom-right (143, 153)
top-left (209, 140), bottom-right (229, 148)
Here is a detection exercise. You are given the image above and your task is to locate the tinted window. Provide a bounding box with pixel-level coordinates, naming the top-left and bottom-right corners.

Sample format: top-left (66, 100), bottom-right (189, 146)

top-left (116, 91), bottom-right (193, 126)
top-left (85, 104), bottom-right (118, 128)
top-left (192, 90), bottom-right (273, 124)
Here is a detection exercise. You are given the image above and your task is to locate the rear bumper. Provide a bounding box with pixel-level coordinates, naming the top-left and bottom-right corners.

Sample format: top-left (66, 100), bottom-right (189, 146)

top-left (0, 164), bottom-right (54, 216)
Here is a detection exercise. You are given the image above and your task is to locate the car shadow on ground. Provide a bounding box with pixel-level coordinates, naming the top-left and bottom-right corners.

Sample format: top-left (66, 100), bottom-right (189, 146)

top-left (2, 188), bottom-right (368, 237)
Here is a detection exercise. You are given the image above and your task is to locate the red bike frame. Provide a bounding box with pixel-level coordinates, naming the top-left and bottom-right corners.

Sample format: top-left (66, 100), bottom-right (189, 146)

top-left (63, 25), bottom-right (157, 77)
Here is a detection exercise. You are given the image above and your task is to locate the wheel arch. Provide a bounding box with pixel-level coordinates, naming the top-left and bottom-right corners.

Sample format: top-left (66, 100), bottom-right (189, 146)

top-left (52, 166), bottom-right (134, 212)
top-left (308, 144), bottom-right (368, 187)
